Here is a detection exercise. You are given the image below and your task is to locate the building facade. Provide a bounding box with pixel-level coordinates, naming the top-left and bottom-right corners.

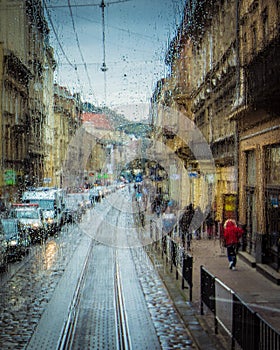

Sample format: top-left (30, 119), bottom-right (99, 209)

top-left (51, 85), bottom-right (82, 187)
top-left (0, 0), bottom-right (54, 202)
top-left (151, 0), bottom-right (280, 269)
top-left (236, 0), bottom-right (280, 267)
top-left (0, 0), bottom-right (83, 203)
top-left (81, 112), bottom-right (128, 187)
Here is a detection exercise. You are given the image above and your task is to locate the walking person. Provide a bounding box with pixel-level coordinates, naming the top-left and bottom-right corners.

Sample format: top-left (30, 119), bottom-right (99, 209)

top-left (152, 195), bottom-right (163, 218)
top-left (190, 205), bottom-right (203, 240)
top-left (162, 205), bottom-right (176, 236)
top-left (179, 204), bottom-right (194, 251)
top-left (223, 219), bottom-right (244, 270)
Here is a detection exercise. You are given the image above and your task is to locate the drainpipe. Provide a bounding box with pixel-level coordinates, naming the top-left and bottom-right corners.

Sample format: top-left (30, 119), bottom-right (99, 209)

top-left (1, 51), bottom-right (5, 203)
top-left (234, 0), bottom-right (241, 223)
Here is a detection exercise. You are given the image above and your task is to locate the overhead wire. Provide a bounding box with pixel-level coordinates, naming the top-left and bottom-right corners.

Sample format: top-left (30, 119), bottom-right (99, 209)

top-left (42, 0), bottom-right (76, 70)
top-left (100, 0), bottom-right (108, 105)
top-left (100, 0), bottom-right (108, 73)
top-left (43, 0), bottom-right (98, 104)
top-left (75, 13), bottom-right (158, 50)
top-left (43, 0), bottom-right (86, 101)
top-left (67, 0), bottom-right (97, 102)
top-left (43, 0), bottom-right (184, 108)
top-left (46, 0), bottom-right (132, 9)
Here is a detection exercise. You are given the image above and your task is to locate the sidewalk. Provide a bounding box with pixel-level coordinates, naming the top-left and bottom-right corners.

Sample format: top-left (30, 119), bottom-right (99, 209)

top-left (189, 237), bottom-right (280, 333)
top-left (149, 236), bottom-right (280, 349)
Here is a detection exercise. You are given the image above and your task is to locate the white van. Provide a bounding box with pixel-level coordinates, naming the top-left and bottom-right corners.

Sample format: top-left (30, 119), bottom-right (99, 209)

top-left (9, 203), bottom-right (46, 243)
top-left (22, 187), bottom-right (66, 234)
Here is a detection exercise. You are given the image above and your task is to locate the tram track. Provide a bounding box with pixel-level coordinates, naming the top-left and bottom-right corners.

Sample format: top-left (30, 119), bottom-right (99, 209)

top-left (114, 250), bottom-right (132, 350)
top-left (23, 188), bottom-right (193, 349)
top-left (57, 247), bottom-right (133, 350)
top-left (58, 194), bottom-right (134, 350)
top-left (56, 237), bottom-right (95, 350)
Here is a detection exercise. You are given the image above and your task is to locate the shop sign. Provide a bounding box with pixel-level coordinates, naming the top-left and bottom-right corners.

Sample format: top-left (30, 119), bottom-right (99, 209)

top-left (188, 171), bottom-right (198, 178)
top-left (4, 169), bottom-right (16, 185)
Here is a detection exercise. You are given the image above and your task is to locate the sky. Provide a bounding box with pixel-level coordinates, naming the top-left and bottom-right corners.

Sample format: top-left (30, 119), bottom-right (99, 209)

top-left (44, 0), bottom-right (185, 121)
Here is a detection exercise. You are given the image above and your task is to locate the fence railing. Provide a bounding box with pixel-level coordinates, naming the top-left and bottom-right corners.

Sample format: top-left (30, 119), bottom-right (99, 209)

top-left (149, 219), bottom-right (193, 301)
top-left (201, 265), bottom-right (280, 350)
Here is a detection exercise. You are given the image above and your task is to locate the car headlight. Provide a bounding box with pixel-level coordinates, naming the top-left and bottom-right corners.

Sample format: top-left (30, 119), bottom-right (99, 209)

top-left (46, 218), bottom-right (54, 224)
top-left (9, 240), bottom-right (18, 247)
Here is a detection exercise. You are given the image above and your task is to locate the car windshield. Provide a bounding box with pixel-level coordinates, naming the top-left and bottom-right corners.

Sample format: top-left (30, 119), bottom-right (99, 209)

top-left (15, 210), bottom-right (39, 220)
top-left (27, 200), bottom-right (54, 210)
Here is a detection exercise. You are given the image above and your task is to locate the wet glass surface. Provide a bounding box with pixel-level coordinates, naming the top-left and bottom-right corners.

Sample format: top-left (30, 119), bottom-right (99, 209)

top-left (0, 1), bottom-right (279, 348)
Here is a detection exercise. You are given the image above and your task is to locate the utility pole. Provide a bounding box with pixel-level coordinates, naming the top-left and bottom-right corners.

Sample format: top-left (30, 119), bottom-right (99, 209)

top-left (100, 0), bottom-right (108, 73)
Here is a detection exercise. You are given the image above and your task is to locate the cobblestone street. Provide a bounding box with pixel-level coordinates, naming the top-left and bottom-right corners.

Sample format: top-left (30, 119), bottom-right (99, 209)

top-left (0, 225), bottom-right (83, 350)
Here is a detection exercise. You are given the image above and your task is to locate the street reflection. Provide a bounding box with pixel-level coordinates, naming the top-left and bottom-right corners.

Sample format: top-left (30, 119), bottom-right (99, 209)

top-left (43, 240), bottom-right (58, 271)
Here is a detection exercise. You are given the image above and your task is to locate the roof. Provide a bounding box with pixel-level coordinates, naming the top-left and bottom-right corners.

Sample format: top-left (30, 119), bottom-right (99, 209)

top-left (82, 113), bottom-right (114, 131)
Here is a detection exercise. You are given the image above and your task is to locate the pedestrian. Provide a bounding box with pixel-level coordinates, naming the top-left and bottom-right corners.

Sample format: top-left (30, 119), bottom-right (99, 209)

top-left (190, 205), bottom-right (203, 239)
top-left (179, 204), bottom-right (194, 251)
top-left (89, 185), bottom-right (101, 204)
top-left (223, 219), bottom-right (244, 270)
top-left (205, 212), bottom-right (214, 239)
top-left (152, 195), bottom-right (163, 217)
top-left (162, 206), bottom-right (176, 236)
top-left (136, 190), bottom-right (142, 202)
top-left (186, 232), bottom-right (192, 251)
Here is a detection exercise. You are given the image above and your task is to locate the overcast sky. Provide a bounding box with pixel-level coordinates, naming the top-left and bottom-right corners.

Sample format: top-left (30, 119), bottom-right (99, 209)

top-left (44, 0), bottom-right (185, 120)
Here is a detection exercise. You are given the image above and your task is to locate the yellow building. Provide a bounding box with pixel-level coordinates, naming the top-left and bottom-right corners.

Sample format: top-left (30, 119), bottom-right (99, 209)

top-left (81, 112), bottom-right (129, 187)
top-left (152, 0), bottom-right (280, 270)
top-left (52, 85), bottom-right (82, 187)
top-left (0, 0), bottom-right (55, 202)
top-left (235, 0), bottom-right (280, 267)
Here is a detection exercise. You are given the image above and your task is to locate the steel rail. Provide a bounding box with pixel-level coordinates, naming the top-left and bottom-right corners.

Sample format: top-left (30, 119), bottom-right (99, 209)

top-left (58, 192), bottom-right (132, 349)
top-left (56, 238), bottom-right (94, 350)
top-left (114, 251), bottom-right (132, 350)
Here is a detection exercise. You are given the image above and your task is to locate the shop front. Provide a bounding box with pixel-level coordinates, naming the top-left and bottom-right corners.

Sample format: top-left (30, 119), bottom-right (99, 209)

top-left (265, 144), bottom-right (280, 271)
top-left (239, 116), bottom-right (280, 269)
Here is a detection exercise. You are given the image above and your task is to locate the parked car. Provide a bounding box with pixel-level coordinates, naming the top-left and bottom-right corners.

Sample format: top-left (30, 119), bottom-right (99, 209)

top-left (9, 204), bottom-right (47, 243)
top-left (0, 218), bottom-right (31, 260)
top-left (64, 194), bottom-right (84, 223)
top-left (21, 187), bottom-right (66, 234)
top-left (0, 224), bottom-right (7, 271)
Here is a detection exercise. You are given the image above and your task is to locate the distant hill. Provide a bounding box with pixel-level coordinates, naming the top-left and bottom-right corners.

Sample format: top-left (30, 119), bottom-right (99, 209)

top-left (116, 122), bottom-right (152, 138)
top-left (83, 102), bottom-right (129, 129)
top-left (82, 102), bottom-right (151, 138)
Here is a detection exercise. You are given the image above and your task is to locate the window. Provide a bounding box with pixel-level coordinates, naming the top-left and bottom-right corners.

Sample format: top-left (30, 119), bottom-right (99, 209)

top-left (246, 150), bottom-right (256, 186)
top-left (245, 150), bottom-right (257, 254)
top-left (262, 8), bottom-right (268, 43)
top-left (252, 23), bottom-right (257, 53)
top-left (265, 144), bottom-right (280, 186)
top-left (265, 144), bottom-right (280, 269)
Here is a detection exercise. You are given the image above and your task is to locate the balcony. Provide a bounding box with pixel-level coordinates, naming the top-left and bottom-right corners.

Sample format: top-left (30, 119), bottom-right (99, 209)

top-left (211, 135), bottom-right (235, 167)
top-left (175, 145), bottom-right (195, 163)
top-left (162, 126), bottom-right (177, 140)
top-left (28, 141), bottom-right (45, 156)
top-left (11, 118), bottom-right (26, 134)
top-left (247, 35), bottom-right (280, 113)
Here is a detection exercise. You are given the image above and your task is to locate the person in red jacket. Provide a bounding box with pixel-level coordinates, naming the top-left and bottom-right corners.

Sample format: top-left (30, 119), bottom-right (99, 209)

top-left (224, 219), bottom-right (244, 270)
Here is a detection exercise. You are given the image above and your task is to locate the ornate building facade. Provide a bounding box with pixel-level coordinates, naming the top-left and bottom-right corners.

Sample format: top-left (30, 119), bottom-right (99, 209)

top-left (0, 0), bottom-right (82, 202)
top-left (0, 0), bottom-right (54, 201)
top-left (151, 0), bottom-right (280, 269)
